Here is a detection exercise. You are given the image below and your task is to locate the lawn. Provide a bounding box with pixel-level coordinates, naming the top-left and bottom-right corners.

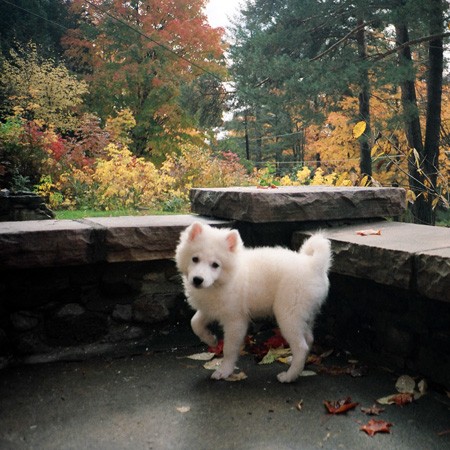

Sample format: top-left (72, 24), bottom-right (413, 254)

top-left (54, 208), bottom-right (179, 220)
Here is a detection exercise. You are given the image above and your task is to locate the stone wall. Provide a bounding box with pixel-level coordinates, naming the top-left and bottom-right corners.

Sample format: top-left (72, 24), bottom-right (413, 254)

top-left (0, 259), bottom-right (189, 367)
top-left (0, 190), bottom-right (54, 221)
top-left (319, 274), bottom-right (450, 389)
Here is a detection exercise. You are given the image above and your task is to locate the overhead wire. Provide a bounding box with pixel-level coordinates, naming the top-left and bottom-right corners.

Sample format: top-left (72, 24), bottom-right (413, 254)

top-left (0, 0), bottom-right (228, 86)
top-left (82, 0), bottom-right (226, 84)
top-left (0, 0), bottom-right (70, 32)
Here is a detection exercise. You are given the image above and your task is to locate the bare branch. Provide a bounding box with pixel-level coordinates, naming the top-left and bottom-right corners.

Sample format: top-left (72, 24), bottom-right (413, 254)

top-left (310, 20), bottom-right (373, 62)
top-left (369, 31), bottom-right (450, 62)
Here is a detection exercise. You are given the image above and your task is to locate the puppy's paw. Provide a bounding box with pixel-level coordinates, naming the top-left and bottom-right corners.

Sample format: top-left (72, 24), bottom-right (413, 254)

top-left (277, 371), bottom-right (297, 383)
top-left (211, 364), bottom-right (234, 381)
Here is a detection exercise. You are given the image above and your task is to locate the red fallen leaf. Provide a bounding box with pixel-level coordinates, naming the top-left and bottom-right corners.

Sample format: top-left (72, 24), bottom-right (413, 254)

top-left (306, 354), bottom-right (322, 365)
top-left (324, 397), bottom-right (359, 414)
top-left (356, 229), bottom-right (381, 236)
top-left (264, 329), bottom-right (288, 349)
top-left (257, 184), bottom-right (278, 189)
top-left (208, 339), bottom-right (224, 356)
top-left (360, 419), bottom-right (393, 436)
top-left (391, 392), bottom-right (414, 406)
top-left (361, 404), bottom-right (385, 415)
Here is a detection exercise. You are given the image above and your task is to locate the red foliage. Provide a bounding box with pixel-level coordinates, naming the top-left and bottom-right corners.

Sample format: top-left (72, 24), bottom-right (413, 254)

top-left (323, 397), bottom-right (359, 414)
top-left (208, 339), bottom-right (224, 356)
top-left (360, 419), bottom-right (393, 436)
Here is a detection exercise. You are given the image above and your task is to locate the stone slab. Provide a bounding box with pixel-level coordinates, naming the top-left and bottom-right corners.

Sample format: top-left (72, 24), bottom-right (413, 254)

top-left (0, 215), bottom-right (231, 269)
top-left (0, 220), bottom-right (95, 269)
top-left (293, 221), bottom-right (450, 301)
top-left (190, 186), bottom-right (406, 223)
top-left (416, 247), bottom-right (450, 302)
top-left (81, 215), bottom-right (231, 263)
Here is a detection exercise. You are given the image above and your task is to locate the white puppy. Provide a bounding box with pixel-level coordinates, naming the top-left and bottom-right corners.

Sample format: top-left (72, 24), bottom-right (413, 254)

top-left (175, 222), bottom-right (332, 383)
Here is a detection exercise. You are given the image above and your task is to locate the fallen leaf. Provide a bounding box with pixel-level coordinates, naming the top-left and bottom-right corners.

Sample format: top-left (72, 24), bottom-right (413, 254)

top-left (377, 392), bottom-right (414, 406)
top-left (391, 392), bottom-right (414, 406)
top-left (264, 329), bottom-right (289, 349)
top-left (306, 354), bottom-right (322, 365)
top-left (324, 397), bottom-right (359, 414)
top-left (208, 339), bottom-right (224, 356)
top-left (361, 404), bottom-right (385, 415)
top-left (277, 356), bottom-right (292, 365)
top-left (417, 379), bottom-right (427, 395)
top-left (258, 347), bottom-right (292, 365)
top-left (176, 406), bottom-right (191, 413)
top-left (186, 352), bottom-right (215, 361)
top-left (360, 419), bottom-right (393, 436)
top-left (356, 229), bottom-right (381, 236)
top-left (395, 375), bottom-right (416, 393)
top-left (320, 349), bottom-right (334, 359)
top-left (225, 371), bottom-right (247, 382)
top-left (257, 184), bottom-right (278, 189)
top-left (203, 358), bottom-right (223, 370)
top-left (300, 370), bottom-right (317, 377)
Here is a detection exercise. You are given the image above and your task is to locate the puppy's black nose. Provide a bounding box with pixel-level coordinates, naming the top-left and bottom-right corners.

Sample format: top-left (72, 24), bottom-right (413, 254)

top-left (193, 276), bottom-right (204, 287)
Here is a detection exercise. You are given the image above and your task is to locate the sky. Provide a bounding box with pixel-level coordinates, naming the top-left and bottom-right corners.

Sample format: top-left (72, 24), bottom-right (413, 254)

top-left (204, 0), bottom-right (244, 29)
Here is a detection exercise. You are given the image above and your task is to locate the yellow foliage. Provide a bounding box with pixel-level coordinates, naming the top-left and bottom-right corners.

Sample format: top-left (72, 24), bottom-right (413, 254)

top-left (91, 144), bottom-right (160, 209)
top-left (1, 43), bottom-right (88, 130)
top-left (105, 109), bottom-right (136, 146)
top-left (352, 121), bottom-right (367, 139)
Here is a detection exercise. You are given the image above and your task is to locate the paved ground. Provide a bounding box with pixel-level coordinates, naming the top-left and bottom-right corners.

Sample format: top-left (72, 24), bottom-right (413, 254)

top-left (1, 328), bottom-right (449, 450)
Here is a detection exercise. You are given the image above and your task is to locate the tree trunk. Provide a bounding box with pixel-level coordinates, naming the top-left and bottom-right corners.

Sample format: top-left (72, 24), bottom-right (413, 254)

top-left (395, 22), bottom-right (424, 222)
top-left (244, 113), bottom-right (250, 160)
top-left (420, 0), bottom-right (444, 225)
top-left (356, 19), bottom-right (372, 177)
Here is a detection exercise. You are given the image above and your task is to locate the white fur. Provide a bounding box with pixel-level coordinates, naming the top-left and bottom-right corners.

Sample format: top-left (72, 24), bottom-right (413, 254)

top-left (175, 222), bottom-right (332, 383)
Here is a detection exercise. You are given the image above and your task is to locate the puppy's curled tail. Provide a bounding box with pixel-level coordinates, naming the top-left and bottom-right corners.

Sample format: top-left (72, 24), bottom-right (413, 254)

top-left (299, 234), bottom-right (332, 274)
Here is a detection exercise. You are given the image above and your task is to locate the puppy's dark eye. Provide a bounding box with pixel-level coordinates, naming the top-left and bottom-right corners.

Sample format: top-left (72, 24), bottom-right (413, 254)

top-left (192, 257), bottom-right (199, 263)
top-left (211, 262), bottom-right (220, 269)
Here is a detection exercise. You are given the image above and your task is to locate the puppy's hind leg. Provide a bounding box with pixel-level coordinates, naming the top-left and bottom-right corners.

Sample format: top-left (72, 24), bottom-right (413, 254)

top-left (276, 316), bottom-right (310, 383)
top-left (191, 311), bottom-right (217, 347)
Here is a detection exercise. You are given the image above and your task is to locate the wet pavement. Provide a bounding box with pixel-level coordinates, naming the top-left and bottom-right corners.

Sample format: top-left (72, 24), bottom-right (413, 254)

top-left (1, 328), bottom-right (449, 450)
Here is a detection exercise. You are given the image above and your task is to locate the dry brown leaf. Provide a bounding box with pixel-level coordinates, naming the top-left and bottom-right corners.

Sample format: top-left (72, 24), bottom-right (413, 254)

top-left (225, 371), bottom-right (247, 382)
top-left (356, 229), bottom-right (381, 236)
top-left (360, 419), bottom-right (393, 436)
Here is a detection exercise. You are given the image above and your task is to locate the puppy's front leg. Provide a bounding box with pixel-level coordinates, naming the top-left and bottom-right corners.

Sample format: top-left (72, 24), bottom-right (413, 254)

top-left (191, 311), bottom-right (217, 347)
top-left (211, 320), bottom-right (247, 380)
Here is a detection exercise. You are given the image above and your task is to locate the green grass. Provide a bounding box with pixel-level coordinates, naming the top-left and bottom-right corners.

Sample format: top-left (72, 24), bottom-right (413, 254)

top-left (54, 208), bottom-right (179, 220)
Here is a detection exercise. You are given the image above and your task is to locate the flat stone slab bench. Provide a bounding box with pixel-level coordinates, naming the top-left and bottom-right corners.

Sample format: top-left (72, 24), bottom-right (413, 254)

top-left (0, 215), bottom-right (230, 269)
top-left (293, 221), bottom-right (450, 302)
top-left (191, 186), bottom-right (406, 222)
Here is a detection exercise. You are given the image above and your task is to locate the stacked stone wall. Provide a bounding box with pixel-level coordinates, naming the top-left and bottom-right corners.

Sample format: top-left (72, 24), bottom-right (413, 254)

top-left (0, 260), bottom-right (189, 367)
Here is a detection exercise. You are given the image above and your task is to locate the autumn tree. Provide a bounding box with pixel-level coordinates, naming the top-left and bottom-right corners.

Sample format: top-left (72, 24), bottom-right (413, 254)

top-left (228, 0), bottom-right (449, 224)
top-left (64, 0), bottom-right (227, 159)
top-left (0, 42), bottom-right (89, 130)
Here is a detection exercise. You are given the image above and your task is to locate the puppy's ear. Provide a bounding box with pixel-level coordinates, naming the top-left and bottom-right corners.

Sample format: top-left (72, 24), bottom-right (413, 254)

top-left (226, 230), bottom-right (242, 253)
top-left (188, 222), bottom-right (203, 241)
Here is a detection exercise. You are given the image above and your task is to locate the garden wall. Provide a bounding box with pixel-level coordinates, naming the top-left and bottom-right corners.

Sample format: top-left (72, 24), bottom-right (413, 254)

top-left (0, 187), bottom-right (449, 388)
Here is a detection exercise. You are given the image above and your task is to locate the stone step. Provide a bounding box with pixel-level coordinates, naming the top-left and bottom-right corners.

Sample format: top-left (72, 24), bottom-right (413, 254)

top-left (292, 221), bottom-right (450, 302)
top-left (190, 186), bottom-right (406, 223)
top-left (0, 215), bottom-right (231, 269)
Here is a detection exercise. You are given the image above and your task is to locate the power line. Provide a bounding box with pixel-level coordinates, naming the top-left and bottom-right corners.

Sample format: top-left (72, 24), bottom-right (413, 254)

top-left (0, 0), bottom-right (70, 32)
top-left (1, 0), bottom-right (227, 86)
